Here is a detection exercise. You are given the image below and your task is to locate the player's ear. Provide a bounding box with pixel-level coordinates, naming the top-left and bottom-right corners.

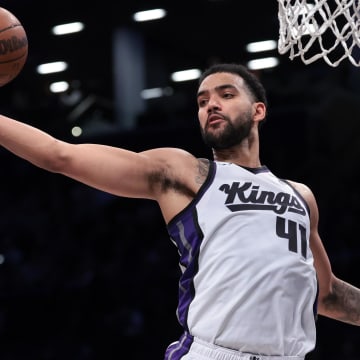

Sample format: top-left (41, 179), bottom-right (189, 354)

top-left (253, 102), bottom-right (266, 123)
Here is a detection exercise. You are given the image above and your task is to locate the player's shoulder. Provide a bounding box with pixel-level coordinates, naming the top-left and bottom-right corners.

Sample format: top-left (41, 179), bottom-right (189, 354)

top-left (141, 147), bottom-right (207, 166)
top-left (141, 146), bottom-right (194, 158)
top-left (287, 179), bottom-right (316, 205)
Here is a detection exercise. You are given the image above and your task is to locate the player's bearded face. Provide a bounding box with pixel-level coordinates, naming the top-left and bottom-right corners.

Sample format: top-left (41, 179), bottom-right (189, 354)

top-left (200, 109), bottom-right (253, 150)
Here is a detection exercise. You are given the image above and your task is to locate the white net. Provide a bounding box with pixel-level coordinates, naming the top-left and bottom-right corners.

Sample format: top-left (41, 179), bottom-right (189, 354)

top-left (278, 0), bottom-right (360, 66)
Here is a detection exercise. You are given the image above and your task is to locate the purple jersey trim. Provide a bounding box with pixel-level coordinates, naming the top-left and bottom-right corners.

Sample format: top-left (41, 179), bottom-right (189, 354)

top-left (164, 332), bottom-right (194, 360)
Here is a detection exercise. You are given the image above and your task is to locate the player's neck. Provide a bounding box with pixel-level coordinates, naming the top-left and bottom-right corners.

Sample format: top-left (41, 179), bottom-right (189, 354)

top-left (212, 141), bottom-right (261, 168)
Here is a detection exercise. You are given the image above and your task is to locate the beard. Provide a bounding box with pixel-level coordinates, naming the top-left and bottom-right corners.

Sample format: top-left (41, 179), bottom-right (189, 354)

top-left (200, 109), bottom-right (253, 150)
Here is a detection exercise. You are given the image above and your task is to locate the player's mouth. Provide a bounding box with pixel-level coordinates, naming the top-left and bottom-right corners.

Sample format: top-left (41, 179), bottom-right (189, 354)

top-left (207, 113), bottom-right (226, 127)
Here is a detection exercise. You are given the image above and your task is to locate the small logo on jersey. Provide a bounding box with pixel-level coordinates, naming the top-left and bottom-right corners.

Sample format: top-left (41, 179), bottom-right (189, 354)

top-left (219, 181), bottom-right (306, 215)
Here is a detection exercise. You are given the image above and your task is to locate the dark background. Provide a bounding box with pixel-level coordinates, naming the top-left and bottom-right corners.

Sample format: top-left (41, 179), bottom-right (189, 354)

top-left (0, 0), bottom-right (360, 359)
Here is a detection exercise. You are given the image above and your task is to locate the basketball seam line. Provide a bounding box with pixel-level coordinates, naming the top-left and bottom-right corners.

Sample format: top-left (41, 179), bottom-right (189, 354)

top-left (0, 24), bottom-right (22, 34)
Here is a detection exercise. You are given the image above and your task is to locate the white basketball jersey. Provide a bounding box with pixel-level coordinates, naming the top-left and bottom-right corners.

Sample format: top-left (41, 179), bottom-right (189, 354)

top-left (167, 161), bottom-right (318, 357)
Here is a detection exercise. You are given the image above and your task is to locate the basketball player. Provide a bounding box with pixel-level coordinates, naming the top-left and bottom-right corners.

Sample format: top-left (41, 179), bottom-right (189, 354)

top-left (0, 63), bottom-right (359, 359)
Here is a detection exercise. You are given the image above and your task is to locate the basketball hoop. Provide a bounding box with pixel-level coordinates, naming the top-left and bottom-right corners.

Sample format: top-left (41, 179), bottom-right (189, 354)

top-left (277, 0), bottom-right (360, 66)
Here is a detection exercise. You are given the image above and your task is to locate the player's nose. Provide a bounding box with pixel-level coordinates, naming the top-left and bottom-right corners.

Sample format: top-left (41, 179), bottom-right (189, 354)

top-left (207, 96), bottom-right (221, 112)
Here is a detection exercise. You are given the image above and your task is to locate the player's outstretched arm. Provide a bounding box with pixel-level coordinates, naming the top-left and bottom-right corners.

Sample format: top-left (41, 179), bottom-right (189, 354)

top-left (0, 114), bottom-right (195, 201)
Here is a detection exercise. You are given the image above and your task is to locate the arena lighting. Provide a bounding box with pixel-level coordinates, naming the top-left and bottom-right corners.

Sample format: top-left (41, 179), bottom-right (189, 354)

top-left (71, 126), bottom-right (83, 137)
top-left (247, 57), bottom-right (280, 70)
top-left (51, 22), bottom-right (85, 35)
top-left (246, 40), bottom-right (277, 53)
top-left (140, 87), bottom-right (173, 100)
top-left (49, 81), bottom-right (69, 93)
top-left (171, 69), bottom-right (201, 82)
top-left (36, 61), bottom-right (68, 74)
top-left (133, 9), bottom-right (167, 22)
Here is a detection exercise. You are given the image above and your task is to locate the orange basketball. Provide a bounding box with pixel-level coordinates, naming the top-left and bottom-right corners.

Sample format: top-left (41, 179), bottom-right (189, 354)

top-left (0, 7), bottom-right (28, 87)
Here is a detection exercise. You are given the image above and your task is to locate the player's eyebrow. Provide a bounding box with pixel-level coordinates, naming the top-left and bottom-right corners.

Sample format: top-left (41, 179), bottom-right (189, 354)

top-left (197, 84), bottom-right (237, 98)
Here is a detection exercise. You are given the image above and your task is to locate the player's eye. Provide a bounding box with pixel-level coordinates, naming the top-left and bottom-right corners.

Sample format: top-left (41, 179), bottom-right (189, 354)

top-left (198, 98), bottom-right (208, 107)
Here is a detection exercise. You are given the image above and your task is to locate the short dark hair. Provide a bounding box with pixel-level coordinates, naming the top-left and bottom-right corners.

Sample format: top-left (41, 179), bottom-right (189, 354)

top-left (198, 63), bottom-right (268, 109)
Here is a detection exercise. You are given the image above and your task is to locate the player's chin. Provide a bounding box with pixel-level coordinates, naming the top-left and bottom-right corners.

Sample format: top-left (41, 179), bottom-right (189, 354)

top-left (206, 121), bottom-right (226, 132)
